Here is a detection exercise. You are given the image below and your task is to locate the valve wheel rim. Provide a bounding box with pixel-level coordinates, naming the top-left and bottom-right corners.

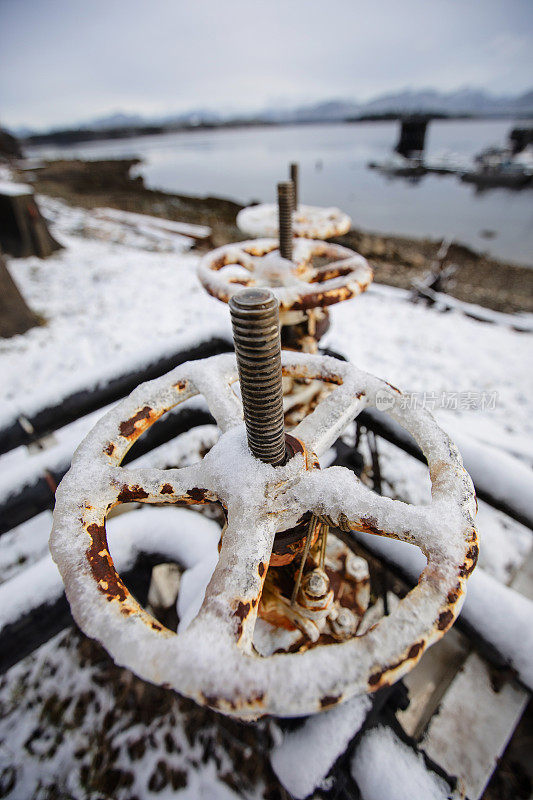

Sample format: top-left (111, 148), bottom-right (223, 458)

top-left (237, 203), bottom-right (352, 239)
top-left (51, 351), bottom-right (478, 719)
top-left (197, 238), bottom-right (373, 312)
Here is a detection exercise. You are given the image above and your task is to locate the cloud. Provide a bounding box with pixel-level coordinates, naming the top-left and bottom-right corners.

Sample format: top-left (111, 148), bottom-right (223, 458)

top-left (1, 0), bottom-right (532, 129)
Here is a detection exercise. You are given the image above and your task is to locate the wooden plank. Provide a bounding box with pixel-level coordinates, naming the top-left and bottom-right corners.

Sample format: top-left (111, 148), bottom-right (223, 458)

top-left (94, 207), bottom-right (211, 240)
top-left (408, 550), bottom-right (533, 798)
top-left (420, 653), bottom-right (528, 799)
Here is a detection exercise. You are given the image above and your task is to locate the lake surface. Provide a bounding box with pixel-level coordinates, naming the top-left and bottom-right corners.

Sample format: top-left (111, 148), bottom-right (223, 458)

top-left (28, 120), bottom-right (533, 266)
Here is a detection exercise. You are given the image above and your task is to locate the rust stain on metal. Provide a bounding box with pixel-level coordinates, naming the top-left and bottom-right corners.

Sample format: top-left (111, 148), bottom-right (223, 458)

top-left (437, 609), bottom-right (454, 631)
top-left (104, 442), bottom-right (115, 456)
top-left (459, 540), bottom-right (479, 577)
top-left (407, 641), bottom-right (424, 660)
top-left (201, 693), bottom-right (222, 709)
top-left (86, 523), bottom-right (127, 602)
top-left (357, 516), bottom-right (386, 536)
top-left (174, 379), bottom-right (188, 391)
top-left (258, 562), bottom-right (265, 577)
top-left (320, 694), bottom-right (341, 708)
top-left (201, 690), bottom-right (265, 713)
top-left (119, 406), bottom-right (155, 438)
top-left (117, 485), bottom-right (149, 503)
top-left (308, 265), bottom-right (354, 283)
top-left (368, 639), bottom-right (427, 688)
top-left (235, 601), bottom-right (251, 621)
top-left (234, 600), bottom-right (251, 637)
top-left (270, 513), bottom-right (319, 567)
top-left (187, 487), bottom-right (210, 503)
top-left (368, 671), bottom-right (390, 688)
top-left (160, 483), bottom-right (174, 495)
top-left (447, 583), bottom-right (461, 604)
top-left (281, 366), bottom-right (343, 386)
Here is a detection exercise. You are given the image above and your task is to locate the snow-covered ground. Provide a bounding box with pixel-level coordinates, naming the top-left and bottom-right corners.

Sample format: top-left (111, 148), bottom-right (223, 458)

top-left (1, 189), bottom-right (532, 799)
top-left (2, 196), bottom-right (531, 457)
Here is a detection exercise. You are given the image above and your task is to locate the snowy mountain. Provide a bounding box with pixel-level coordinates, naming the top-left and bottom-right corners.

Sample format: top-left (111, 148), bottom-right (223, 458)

top-left (15, 88), bottom-right (533, 138)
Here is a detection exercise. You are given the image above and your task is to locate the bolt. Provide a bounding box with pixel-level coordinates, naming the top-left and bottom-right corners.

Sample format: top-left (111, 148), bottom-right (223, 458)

top-left (229, 288), bottom-right (287, 466)
top-left (304, 569), bottom-right (329, 598)
top-left (346, 553), bottom-right (367, 581)
top-left (277, 181), bottom-right (294, 261)
top-left (289, 162), bottom-right (299, 209)
top-left (332, 606), bottom-right (357, 636)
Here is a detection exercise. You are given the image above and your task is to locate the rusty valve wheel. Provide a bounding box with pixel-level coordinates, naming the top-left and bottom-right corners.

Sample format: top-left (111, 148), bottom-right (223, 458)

top-left (237, 203), bottom-right (351, 240)
top-left (51, 351), bottom-right (478, 719)
top-left (197, 238), bottom-right (373, 312)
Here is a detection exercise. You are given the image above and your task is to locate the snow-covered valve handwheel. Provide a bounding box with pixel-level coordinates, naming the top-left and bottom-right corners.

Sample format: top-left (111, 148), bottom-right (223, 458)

top-left (237, 203), bottom-right (351, 240)
top-left (197, 238), bottom-right (373, 313)
top-left (51, 350), bottom-right (477, 719)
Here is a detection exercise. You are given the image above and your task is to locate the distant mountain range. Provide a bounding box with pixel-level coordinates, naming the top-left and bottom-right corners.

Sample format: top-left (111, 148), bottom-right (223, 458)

top-left (15, 87), bottom-right (533, 140)
top-left (259, 88), bottom-right (533, 123)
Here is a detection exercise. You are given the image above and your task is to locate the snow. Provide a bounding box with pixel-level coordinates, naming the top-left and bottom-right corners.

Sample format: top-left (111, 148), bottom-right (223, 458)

top-left (0, 184), bottom-right (532, 789)
top-left (0, 424), bottom-right (219, 589)
top-left (351, 528), bottom-right (533, 691)
top-left (0, 505), bottom-right (221, 630)
top-left (411, 283), bottom-right (533, 332)
top-left (442, 428), bottom-right (533, 528)
top-left (370, 437), bottom-right (531, 584)
top-left (0, 511), bottom-right (52, 584)
top-left (94, 206), bottom-right (211, 239)
top-left (0, 195), bottom-right (232, 426)
top-left (0, 627), bottom-right (265, 800)
top-left (0, 180), bottom-right (33, 196)
top-left (351, 726), bottom-right (453, 800)
top-left (324, 282), bottom-right (533, 474)
top-left (270, 695), bottom-right (371, 798)
top-left (1, 193), bottom-right (530, 478)
top-left (0, 396), bottom-right (211, 507)
top-left (0, 403), bottom-right (115, 504)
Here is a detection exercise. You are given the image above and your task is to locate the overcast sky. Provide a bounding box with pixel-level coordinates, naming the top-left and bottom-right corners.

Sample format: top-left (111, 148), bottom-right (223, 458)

top-left (1, 0), bottom-right (532, 130)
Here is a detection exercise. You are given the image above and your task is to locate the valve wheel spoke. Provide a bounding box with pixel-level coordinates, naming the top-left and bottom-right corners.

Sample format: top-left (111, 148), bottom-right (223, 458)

top-left (191, 508), bottom-right (276, 651)
top-left (110, 463), bottom-right (216, 506)
top-left (185, 357), bottom-right (242, 433)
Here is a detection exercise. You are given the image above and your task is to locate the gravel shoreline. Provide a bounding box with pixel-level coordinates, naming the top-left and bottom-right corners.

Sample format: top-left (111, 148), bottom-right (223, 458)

top-left (20, 158), bottom-right (533, 315)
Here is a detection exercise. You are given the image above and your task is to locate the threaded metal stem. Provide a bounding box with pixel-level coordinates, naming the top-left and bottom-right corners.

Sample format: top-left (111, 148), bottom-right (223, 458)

top-left (277, 181), bottom-right (294, 261)
top-left (290, 162), bottom-right (299, 209)
top-left (230, 289), bottom-right (286, 466)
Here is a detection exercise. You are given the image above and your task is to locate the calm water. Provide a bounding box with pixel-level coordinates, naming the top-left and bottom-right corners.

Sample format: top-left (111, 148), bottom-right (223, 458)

top-left (29, 120), bottom-right (533, 265)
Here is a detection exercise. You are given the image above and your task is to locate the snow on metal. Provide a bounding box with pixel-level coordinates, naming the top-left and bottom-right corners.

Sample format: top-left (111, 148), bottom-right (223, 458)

top-left (50, 351), bottom-right (477, 719)
top-left (236, 203), bottom-right (351, 239)
top-left (0, 505), bottom-right (221, 632)
top-left (350, 525), bottom-right (533, 691)
top-left (197, 238), bottom-right (373, 312)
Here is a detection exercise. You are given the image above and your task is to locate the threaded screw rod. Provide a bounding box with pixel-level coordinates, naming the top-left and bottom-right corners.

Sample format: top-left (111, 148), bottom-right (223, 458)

top-left (289, 162), bottom-right (299, 209)
top-left (229, 289), bottom-right (287, 466)
top-left (277, 181), bottom-right (294, 261)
